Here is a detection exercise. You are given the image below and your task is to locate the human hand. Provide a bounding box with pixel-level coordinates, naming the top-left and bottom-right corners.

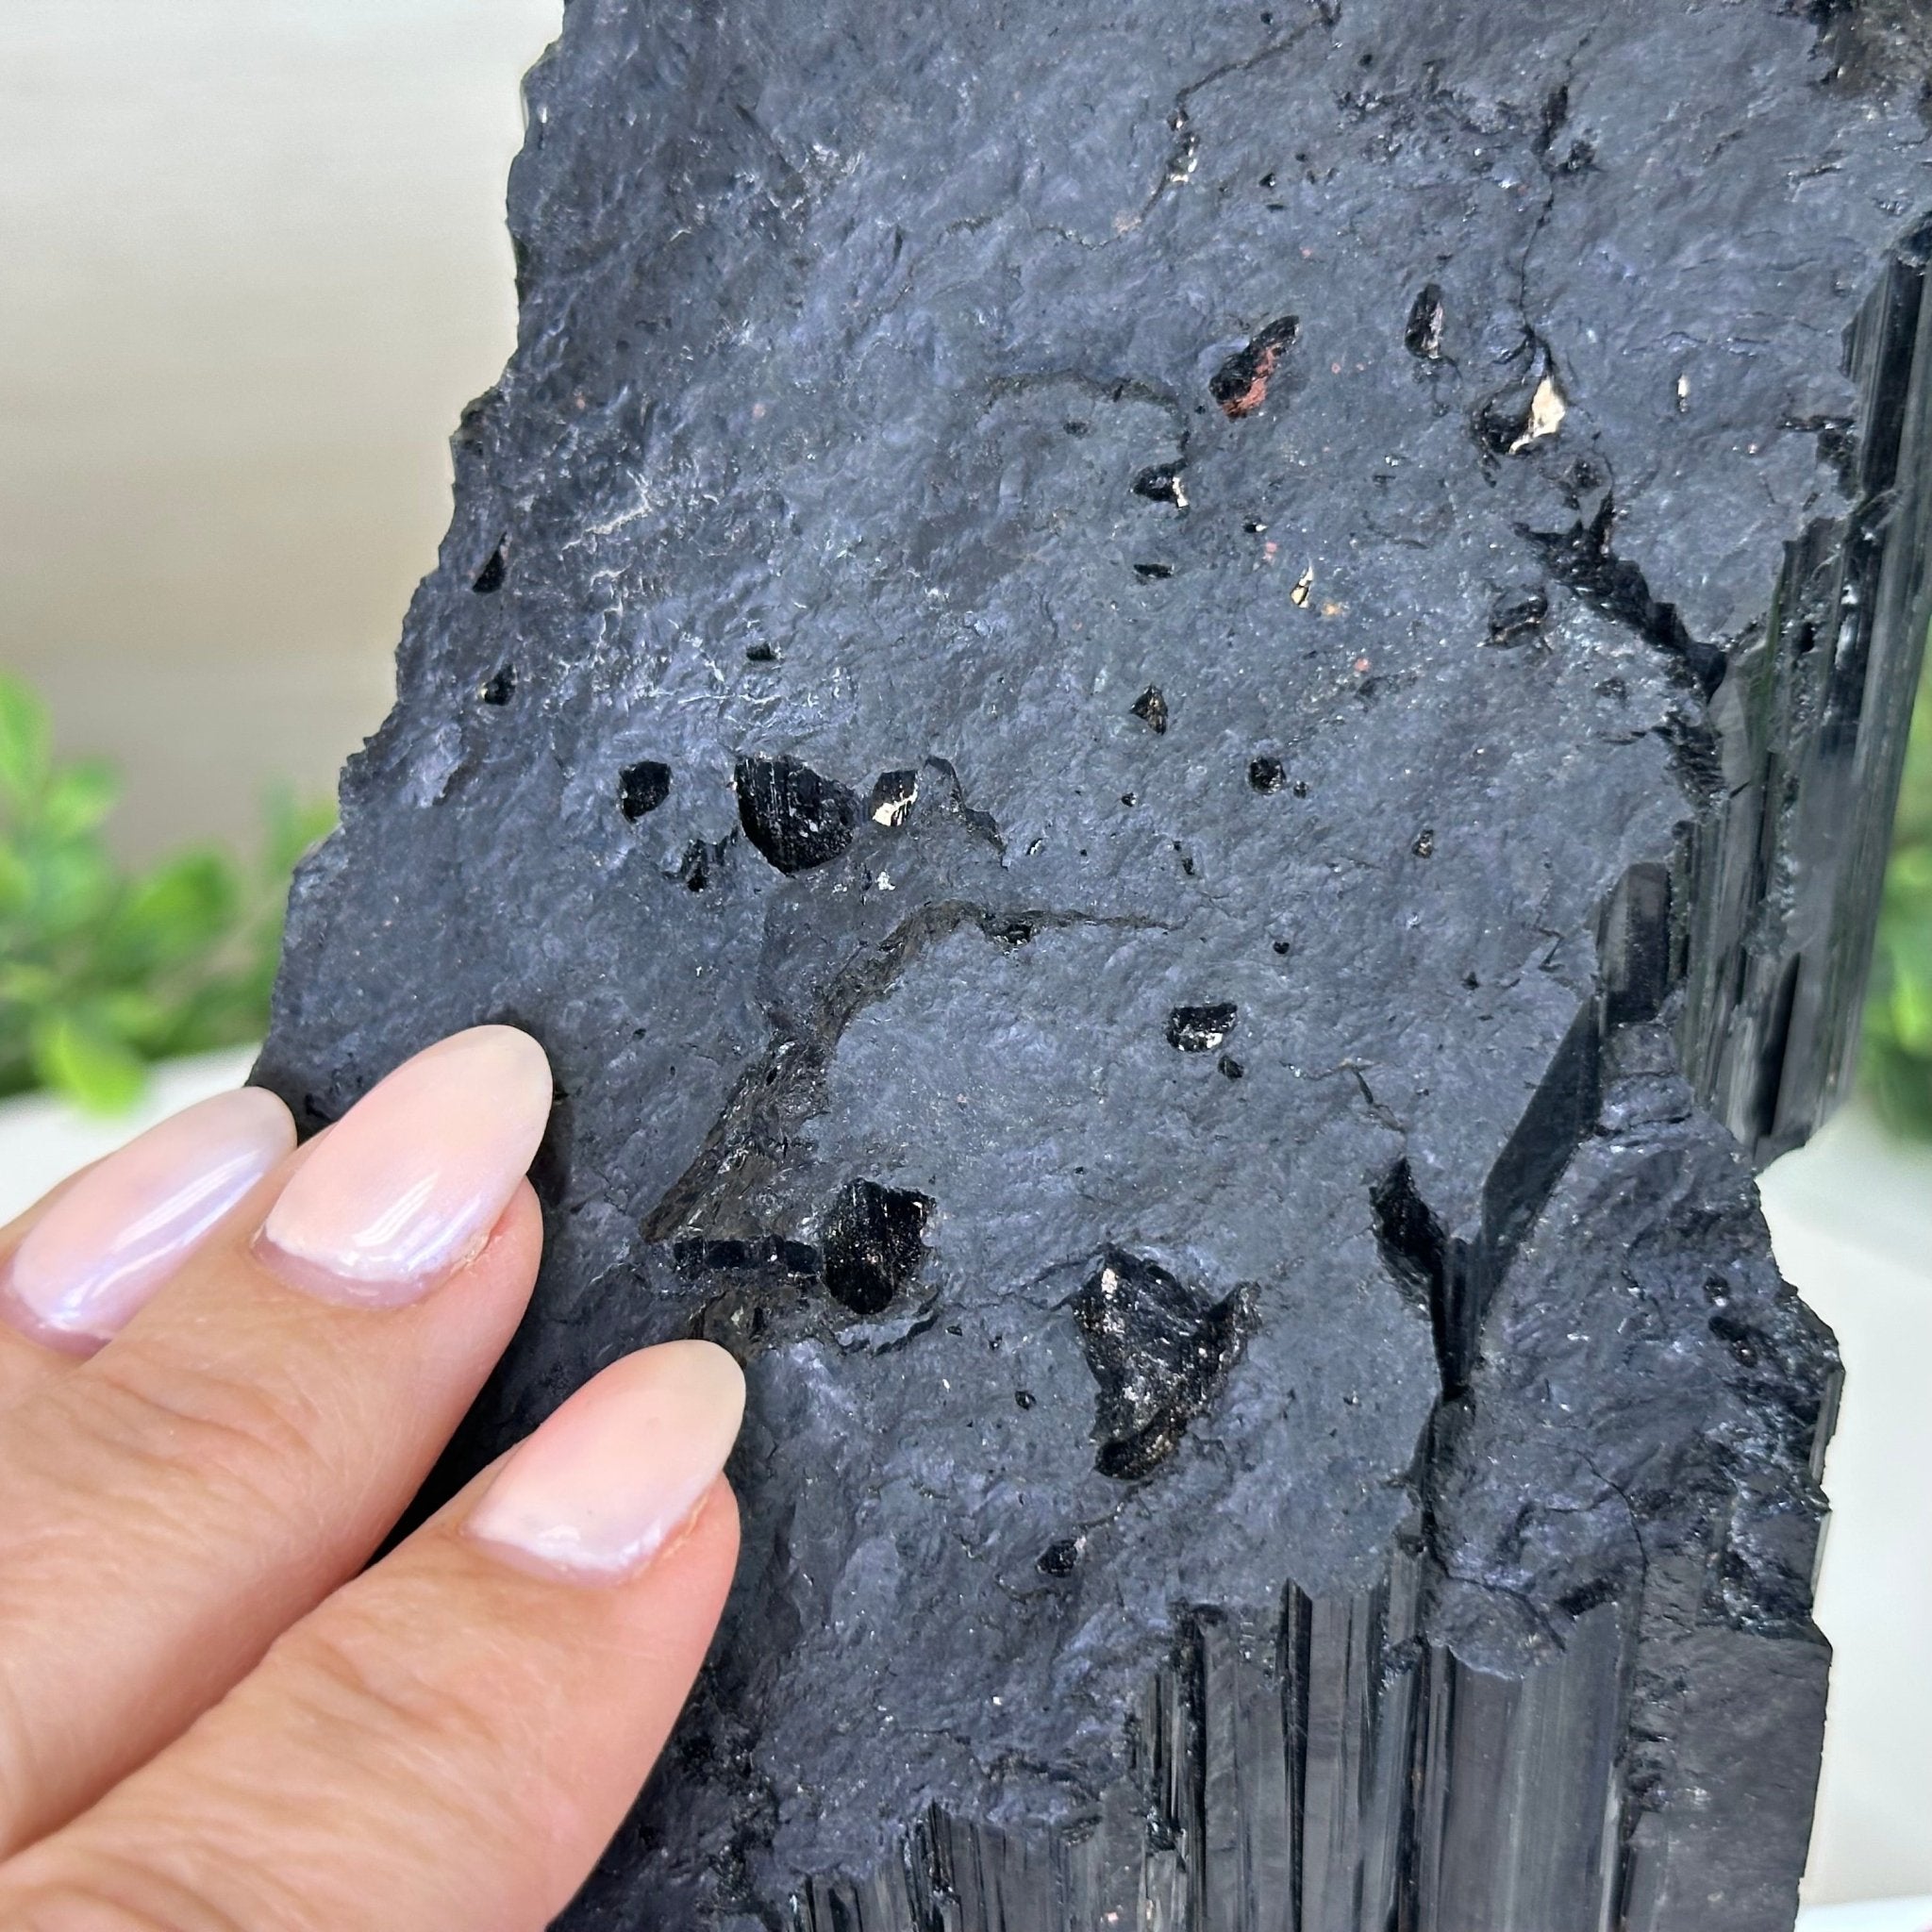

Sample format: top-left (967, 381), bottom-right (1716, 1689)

top-left (0, 1026), bottom-right (743, 1930)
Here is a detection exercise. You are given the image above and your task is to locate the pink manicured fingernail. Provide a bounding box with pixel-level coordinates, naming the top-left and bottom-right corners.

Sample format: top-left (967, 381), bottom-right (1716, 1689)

top-left (1, 1088), bottom-right (295, 1354)
top-left (464, 1341), bottom-right (745, 1580)
top-left (255, 1025), bottom-right (552, 1307)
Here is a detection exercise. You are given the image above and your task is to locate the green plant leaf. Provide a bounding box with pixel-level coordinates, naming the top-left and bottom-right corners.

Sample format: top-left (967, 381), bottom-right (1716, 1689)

top-left (0, 839), bottom-right (30, 916)
top-left (29, 1009), bottom-right (148, 1114)
top-left (108, 850), bottom-right (241, 972)
top-left (0, 674), bottom-right (51, 806)
top-left (21, 840), bottom-right (117, 937)
top-left (96, 987), bottom-right (173, 1047)
top-left (0, 671), bottom-right (331, 1107)
top-left (38, 759), bottom-right (120, 841)
top-left (1864, 621), bottom-right (1932, 1139)
top-left (0, 960), bottom-right (62, 1008)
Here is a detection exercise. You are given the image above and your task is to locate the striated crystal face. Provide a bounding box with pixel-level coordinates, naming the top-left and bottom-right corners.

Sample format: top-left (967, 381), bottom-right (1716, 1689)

top-left (258, 1), bottom-right (1932, 1926)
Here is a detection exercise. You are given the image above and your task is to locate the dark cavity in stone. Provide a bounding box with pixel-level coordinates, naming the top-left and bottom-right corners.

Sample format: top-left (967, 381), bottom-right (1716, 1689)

top-left (675, 839), bottom-right (716, 892)
top-left (1131, 686), bottom-right (1169, 734)
top-left (1248, 755), bottom-right (1286, 792)
top-left (1371, 1157), bottom-right (1448, 1330)
top-left (618, 760), bottom-right (672, 821)
top-left (478, 665), bottom-right (516, 706)
top-left (471, 542), bottom-right (507, 593)
top-left (733, 755), bottom-right (859, 874)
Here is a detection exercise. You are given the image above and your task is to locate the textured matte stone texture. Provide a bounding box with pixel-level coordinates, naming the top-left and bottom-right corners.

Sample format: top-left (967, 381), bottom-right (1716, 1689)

top-left (258, 3), bottom-right (1932, 1926)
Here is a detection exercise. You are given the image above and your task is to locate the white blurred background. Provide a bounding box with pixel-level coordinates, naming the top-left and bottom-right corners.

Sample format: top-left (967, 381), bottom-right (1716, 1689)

top-left (0, 3), bottom-right (1926, 1919)
top-left (1, 0), bottom-right (560, 858)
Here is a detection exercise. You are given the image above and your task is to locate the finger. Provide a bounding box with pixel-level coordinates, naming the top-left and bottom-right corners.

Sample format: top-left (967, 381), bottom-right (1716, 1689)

top-left (0, 1320), bottom-right (55, 1410)
top-left (0, 1026), bottom-right (553, 1855)
top-left (0, 1345), bottom-right (745, 1932)
top-left (0, 1088), bottom-right (295, 1407)
top-left (0, 1175), bottom-right (90, 1409)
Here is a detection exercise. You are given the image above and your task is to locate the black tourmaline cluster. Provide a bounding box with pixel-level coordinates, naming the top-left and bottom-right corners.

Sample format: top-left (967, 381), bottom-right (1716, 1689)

top-left (257, 3), bottom-right (1932, 1926)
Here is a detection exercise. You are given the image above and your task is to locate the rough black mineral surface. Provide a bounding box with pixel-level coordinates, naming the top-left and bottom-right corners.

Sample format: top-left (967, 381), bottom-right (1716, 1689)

top-left (257, 2), bottom-right (1932, 1925)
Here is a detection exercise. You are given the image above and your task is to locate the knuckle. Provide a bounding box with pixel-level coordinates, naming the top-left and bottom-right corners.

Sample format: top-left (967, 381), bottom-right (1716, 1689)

top-left (0, 1857), bottom-right (254, 1932)
top-left (273, 1616), bottom-right (509, 1771)
top-left (57, 1347), bottom-right (331, 1519)
top-left (0, 1674), bottom-right (48, 1859)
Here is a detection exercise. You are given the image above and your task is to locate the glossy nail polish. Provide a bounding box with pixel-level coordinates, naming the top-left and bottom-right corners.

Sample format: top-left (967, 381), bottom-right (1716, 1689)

top-left (1, 1088), bottom-right (295, 1353)
top-left (255, 1024), bottom-right (553, 1306)
top-left (464, 1341), bottom-right (746, 1580)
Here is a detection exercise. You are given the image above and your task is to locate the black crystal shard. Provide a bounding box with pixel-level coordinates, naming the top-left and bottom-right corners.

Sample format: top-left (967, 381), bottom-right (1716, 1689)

top-left (1406, 282), bottom-right (1448, 362)
top-left (1526, 494), bottom-right (1727, 697)
top-left (1073, 1250), bottom-right (1257, 1480)
top-left (1209, 313), bottom-right (1300, 418)
top-left (1132, 462), bottom-right (1190, 508)
top-left (733, 754), bottom-right (859, 873)
top-left (618, 759), bottom-right (672, 821)
top-left (676, 1234), bottom-right (823, 1278)
top-left (1167, 1002), bottom-right (1239, 1053)
top-left (1037, 1536), bottom-right (1084, 1575)
top-left (1370, 1157), bottom-right (1447, 1322)
top-left (674, 838), bottom-right (716, 892)
top-left (1131, 685), bottom-right (1170, 733)
top-left (820, 1179), bottom-right (930, 1317)
top-left (865, 768), bottom-right (921, 826)
top-left (1488, 584), bottom-right (1549, 646)
top-left (1472, 330), bottom-right (1567, 458)
top-left (254, 1), bottom-right (1932, 1924)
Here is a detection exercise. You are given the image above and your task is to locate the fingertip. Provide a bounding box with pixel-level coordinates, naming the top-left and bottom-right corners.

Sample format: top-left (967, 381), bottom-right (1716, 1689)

top-left (236, 1082), bottom-right (300, 1146)
top-left (691, 1472), bottom-right (742, 1574)
top-left (462, 1343), bottom-right (745, 1583)
top-left (641, 1473), bottom-right (742, 1628)
top-left (487, 1177), bottom-right (547, 1272)
top-left (253, 1026), bottom-right (556, 1305)
top-left (0, 1086), bottom-right (303, 1357)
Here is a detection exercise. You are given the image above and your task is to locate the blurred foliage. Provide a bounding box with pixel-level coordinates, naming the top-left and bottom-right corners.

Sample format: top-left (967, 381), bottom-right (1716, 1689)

top-left (1865, 640), bottom-right (1932, 1138)
top-left (0, 670), bottom-right (334, 1112)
